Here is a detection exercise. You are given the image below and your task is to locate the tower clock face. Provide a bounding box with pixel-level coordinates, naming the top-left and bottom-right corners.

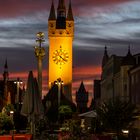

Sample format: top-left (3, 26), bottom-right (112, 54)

top-left (52, 48), bottom-right (69, 65)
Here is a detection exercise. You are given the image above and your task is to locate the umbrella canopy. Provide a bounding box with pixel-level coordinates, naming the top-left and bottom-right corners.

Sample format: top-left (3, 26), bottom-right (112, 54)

top-left (21, 71), bottom-right (44, 136)
top-left (21, 71), bottom-right (44, 117)
top-left (79, 110), bottom-right (97, 118)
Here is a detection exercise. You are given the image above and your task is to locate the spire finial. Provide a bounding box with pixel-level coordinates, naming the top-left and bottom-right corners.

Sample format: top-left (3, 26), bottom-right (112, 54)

top-left (104, 45), bottom-right (108, 55)
top-left (4, 59), bottom-right (8, 69)
top-left (105, 45), bottom-right (107, 50)
top-left (102, 45), bottom-right (109, 67)
top-left (127, 44), bottom-right (131, 55)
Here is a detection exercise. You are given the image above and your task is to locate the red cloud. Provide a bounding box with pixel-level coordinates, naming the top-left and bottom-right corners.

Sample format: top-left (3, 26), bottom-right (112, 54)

top-left (0, 65), bottom-right (101, 103)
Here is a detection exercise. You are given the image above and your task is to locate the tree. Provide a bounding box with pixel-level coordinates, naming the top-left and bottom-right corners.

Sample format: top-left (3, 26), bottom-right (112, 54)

top-left (0, 113), bottom-right (14, 134)
top-left (59, 105), bottom-right (72, 123)
top-left (96, 98), bottom-right (140, 135)
top-left (61, 113), bottom-right (90, 140)
top-left (2, 104), bottom-right (15, 115)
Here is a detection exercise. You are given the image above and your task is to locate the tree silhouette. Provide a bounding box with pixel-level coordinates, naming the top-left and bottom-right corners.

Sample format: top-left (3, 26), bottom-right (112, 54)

top-left (96, 98), bottom-right (140, 135)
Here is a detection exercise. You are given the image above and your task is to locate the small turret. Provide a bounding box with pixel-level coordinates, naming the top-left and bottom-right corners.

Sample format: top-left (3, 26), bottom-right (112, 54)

top-left (3, 59), bottom-right (9, 102)
top-left (57, 0), bottom-right (66, 17)
top-left (3, 59), bottom-right (9, 81)
top-left (76, 82), bottom-right (88, 113)
top-left (102, 46), bottom-right (109, 68)
top-left (67, 0), bottom-right (74, 21)
top-left (121, 46), bottom-right (135, 66)
top-left (48, 0), bottom-right (56, 20)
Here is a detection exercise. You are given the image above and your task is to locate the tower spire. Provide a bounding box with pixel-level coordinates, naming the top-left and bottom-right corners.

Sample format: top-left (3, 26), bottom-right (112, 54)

top-left (102, 46), bottom-right (109, 68)
top-left (121, 45), bottom-right (135, 66)
top-left (58, 0), bottom-right (66, 10)
top-left (57, 0), bottom-right (66, 18)
top-left (4, 59), bottom-right (8, 69)
top-left (127, 44), bottom-right (131, 55)
top-left (56, 0), bottom-right (66, 29)
top-left (3, 59), bottom-right (9, 81)
top-left (67, 0), bottom-right (74, 20)
top-left (49, 0), bottom-right (56, 20)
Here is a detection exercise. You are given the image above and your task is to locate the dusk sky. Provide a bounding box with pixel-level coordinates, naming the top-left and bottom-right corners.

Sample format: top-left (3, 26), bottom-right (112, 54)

top-left (0, 0), bottom-right (140, 102)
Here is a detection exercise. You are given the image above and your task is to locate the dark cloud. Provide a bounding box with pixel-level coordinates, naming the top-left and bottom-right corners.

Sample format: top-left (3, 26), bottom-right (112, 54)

top-left (0, 48), bottom-right (35, 72)
top-left (73, 48), bottom-right (103, 67)
top-left (0, 0), bottom-right (135, 18)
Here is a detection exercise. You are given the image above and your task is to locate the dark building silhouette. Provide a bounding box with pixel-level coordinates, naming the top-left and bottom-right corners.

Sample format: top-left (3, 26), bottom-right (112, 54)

top-left (42, 83), bottom-right (76, 122)
top-left (76, 82), bottom-right (88, 113)
top-left (93, 80), bottom-right (101, 108)
top-left (101, 46), bottom-right (140, 103)
top-left (129, 53), bottom-right (140, 105)
top-left (0, 60), bottom-right (23, 110)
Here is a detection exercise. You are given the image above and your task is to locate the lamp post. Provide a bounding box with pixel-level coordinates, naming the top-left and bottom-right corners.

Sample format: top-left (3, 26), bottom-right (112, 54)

top-left (55, 78), bottom-right (63, 107)
top-left (10, 110), bottom-right (14, 122)
top-left (14, 78), bottom-right (23, 108)
top-left (34, 32), bottom-right (45, 98)
top-left (10, 110), bottom-right (14, 138)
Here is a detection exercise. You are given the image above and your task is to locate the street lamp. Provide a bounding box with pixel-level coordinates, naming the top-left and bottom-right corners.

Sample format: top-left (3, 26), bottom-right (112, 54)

top-left (10, 110), bottom-right (14, 139)
top-left (10, 110), bottom-right (14, 121)
top-left (55, 78), bottom-right (64, 106)
top-left (14, 78), bottom-right (23, 105)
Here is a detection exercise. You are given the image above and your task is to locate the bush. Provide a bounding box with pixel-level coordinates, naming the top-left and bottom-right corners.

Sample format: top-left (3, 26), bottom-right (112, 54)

top-left (2, 104), bottom-right (15, 115)
top-left (0, 113), bottom-right (14, 134)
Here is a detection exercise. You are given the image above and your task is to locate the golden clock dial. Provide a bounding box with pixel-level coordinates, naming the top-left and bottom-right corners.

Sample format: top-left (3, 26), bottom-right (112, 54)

top-left (52, 49), bottom-right (69, 65)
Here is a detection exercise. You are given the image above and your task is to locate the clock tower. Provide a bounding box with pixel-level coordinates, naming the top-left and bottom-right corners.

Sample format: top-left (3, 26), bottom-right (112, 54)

top-left (48, 0), bottom-right (74, 101)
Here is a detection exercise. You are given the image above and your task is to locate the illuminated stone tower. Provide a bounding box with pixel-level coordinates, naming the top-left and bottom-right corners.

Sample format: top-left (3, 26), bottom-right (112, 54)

top-left (48, 0), bottom-right (74, 101)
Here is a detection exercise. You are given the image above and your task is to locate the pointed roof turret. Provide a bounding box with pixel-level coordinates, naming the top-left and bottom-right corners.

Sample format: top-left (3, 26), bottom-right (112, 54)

top-left (76, 81), bottom-right (88, 102)
top-left (78, 81), bottom-right (86, 93)
top-left (3, 59), bottom-right (9, 81)
top-left (4, 59), bottom-right (8, 69)
top-left (48, 0), bottom-right (56, 20)
top-left (121, 45), bottom-right (135, 66)
top-left (67, 0), bottom-right (74, 21)
top-left (127, 45), bottom-right (131, 55)
top-left (76, 81), bottom-right (88, 113)
top-left (57, 0), bottom-right (66, 18)
top-left (56, 0), bottom-right (66, 29)
top-left (102, 46), bottom-right (109, 67)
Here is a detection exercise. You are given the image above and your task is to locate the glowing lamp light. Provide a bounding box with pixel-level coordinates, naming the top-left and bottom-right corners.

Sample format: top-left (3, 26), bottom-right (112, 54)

top-left (14, 81), bottom-right (23, 84)
top-left (10, 111), bottom-right (14, 114)
top-left (122, 129), bottom-right (129, 134)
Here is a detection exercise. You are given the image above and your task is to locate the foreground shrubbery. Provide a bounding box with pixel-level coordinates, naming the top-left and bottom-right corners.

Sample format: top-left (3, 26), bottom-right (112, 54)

top-left (0, 113), bottom-right (14, 134)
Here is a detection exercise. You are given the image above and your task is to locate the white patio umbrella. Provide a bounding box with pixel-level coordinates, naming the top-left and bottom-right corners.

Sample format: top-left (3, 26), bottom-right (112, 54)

top-left (79, 110), bottom-right (97, 118)
top-left (21, 71), bottom-right (44, 137)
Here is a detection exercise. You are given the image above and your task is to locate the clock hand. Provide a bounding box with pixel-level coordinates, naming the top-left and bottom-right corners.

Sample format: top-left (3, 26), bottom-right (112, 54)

top-left (60, 56), bottom-right (67, 61)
